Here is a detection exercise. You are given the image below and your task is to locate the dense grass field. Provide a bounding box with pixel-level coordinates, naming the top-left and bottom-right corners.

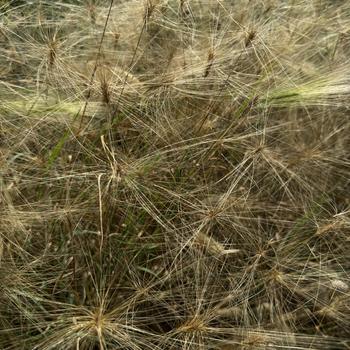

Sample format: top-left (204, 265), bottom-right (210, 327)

top-left (0, 0), bottom-right (350, 349)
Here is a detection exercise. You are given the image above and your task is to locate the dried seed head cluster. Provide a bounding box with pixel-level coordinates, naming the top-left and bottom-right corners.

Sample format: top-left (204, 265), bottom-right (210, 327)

top-left (0, 0), bottom-right (350, 349)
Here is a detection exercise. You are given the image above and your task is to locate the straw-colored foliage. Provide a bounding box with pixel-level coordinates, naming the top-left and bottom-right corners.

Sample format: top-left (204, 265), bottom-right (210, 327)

top-left (0, 0), bottom-right (350, 348)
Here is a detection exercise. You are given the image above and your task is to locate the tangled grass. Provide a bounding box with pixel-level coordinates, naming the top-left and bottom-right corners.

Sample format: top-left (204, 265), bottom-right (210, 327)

top-left (0, 0), bottom-right (350, 349)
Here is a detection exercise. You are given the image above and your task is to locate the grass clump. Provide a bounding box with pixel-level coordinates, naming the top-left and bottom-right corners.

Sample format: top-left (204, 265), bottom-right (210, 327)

top-left (0, 0), bottom-right (350, 349)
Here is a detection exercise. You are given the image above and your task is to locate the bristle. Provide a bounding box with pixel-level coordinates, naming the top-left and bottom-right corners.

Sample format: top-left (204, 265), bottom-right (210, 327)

top-left (0, 0), bottom-right (350, 349)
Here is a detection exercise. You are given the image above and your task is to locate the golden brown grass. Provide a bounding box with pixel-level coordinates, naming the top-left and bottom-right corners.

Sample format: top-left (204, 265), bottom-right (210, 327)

top-left (0, 0), bottom-right (350, 349)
